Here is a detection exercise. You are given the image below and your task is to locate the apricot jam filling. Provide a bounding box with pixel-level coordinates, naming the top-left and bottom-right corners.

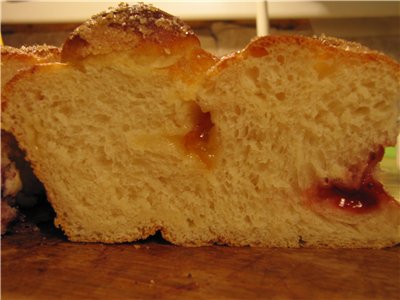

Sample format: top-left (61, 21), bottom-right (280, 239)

top-left (310, 147), bottom-right (396, 213)
top-left (183, 108), bottom-right (215, 168)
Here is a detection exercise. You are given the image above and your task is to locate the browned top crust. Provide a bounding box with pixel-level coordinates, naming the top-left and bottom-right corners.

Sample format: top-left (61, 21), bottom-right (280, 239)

top-left (62, 2), bottom-right (199, 62)
top-left (313, 34), bottom-right (379, 55)
top-left (212, 35), bottom-right (400, 75)
top-left (1, 45), bottom-right (61, 92)
top-left (1, 45), bottom-right (61, 62)
top-left (74, 2), bottom-right (193, 40)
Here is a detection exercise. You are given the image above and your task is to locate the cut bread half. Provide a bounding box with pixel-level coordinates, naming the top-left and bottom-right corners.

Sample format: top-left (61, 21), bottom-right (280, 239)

top-left (2, 3), bottom-right (218, 244)
top-left (195, 35), bottom-right (400, 247)
top-left (2, 3), bottom-right (399, 247)
top-left (1, 45), bottom-right (61, 234)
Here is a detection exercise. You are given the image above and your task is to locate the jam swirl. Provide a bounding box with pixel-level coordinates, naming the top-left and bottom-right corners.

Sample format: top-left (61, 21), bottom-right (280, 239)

top-left (183, 111), bottom-right (215, 167)
top-left (314, 147), bottom-right (395, 213)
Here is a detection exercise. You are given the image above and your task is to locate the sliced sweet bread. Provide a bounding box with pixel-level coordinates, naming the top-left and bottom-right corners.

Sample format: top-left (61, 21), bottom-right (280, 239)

top-left (2, 4), bottom-right (399, 247)
top-left (1, 45), bottom-right (61, 234)
top-left (2, 3), bottom-right (218, 243)
top-left (194, 35), bottom-right (400, 247)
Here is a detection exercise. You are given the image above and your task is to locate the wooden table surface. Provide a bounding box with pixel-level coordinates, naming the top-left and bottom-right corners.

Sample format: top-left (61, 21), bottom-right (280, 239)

top-left (2, 157), bottom-right (399, 300)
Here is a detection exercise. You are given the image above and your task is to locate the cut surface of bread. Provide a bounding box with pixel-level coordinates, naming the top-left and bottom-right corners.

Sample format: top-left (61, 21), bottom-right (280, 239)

top-left (2, 3), bottom-right (399, 248)
top-left (2, 3), bottom-right (218, 244)
top-left (1, 45), bottom-right (61, 90)
top-left (195, 35), bottom-right (400, 247)
top-left (1, 45), bottom-right (61, 234)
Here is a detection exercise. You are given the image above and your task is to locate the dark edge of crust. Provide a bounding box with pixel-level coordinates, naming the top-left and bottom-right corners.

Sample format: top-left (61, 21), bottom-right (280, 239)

top-left (210, 35), bottom-right (400, 76)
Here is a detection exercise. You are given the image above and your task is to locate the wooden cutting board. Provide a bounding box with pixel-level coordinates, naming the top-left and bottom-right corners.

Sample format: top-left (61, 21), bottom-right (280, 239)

top-left (2, 157), bottom-right (399, 300)
top-left (2, 231), bottom-right (400, 300)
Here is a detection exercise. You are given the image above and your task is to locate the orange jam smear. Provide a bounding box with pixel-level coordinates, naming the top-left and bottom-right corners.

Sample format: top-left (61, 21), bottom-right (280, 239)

top-left (183, 110), bottom-right (215, 168)
top-left (313, 147), bottom-right (396, 213)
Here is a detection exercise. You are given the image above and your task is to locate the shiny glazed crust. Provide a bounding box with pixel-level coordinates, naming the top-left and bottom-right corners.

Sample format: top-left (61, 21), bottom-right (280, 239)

top-left (62, 2), bottom-right (199, 62)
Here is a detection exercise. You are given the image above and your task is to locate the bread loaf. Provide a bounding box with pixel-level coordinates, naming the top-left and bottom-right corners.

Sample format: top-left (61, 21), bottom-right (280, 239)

top-left (1, 45), bottom-right (61, 234)
top-left (196, 35), bottom-right (400, 247)
top-left (2, 3), bottom-right (399, 247)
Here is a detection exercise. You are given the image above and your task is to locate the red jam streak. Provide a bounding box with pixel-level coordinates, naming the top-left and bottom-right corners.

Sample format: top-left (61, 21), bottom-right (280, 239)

top-left (316, 147), bottom-right (395, 213)
top-left (183, 111), bottom-right (214, 167)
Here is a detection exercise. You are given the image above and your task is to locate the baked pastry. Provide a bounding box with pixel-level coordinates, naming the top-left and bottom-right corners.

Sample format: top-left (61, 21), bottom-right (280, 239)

top-left (1, 45), bottom-right (61, 234)
top-left (1, 45), bottom-right (61, 89)
top-left (2, 3), bottom-right (218, 243)
top-left (2, 3), bottom-right (399, 247)
top-left (195, 35), bottom-right (399, 247)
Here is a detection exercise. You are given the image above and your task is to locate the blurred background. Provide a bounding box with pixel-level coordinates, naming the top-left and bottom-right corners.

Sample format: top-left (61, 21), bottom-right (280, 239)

top-left (2, 0), bottom-right (399, 60)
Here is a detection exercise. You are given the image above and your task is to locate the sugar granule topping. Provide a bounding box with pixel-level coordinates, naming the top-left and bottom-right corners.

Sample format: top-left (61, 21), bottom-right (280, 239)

top-left (72, 2), bottom-right (193, 39)
top-left (314, 34), bottom-right (376, 54)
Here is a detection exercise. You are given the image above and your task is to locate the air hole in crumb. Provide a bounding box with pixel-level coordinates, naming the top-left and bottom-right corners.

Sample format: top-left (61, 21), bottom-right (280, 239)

top-left (277, 55), bottom-right (285, 65)
top-left (187, 218), bottom-right (195, 227)
top-left (94, 114), bottom-right (111, 123)
top-left (250, 174), bottom-right (259, 188)
top-left (275, 92), bottom-right (286, 101)
top-left (36, 91), bottom-right (45, 101)
top-left (246, 67), bottom-right (260, 82)
top-left (244, 215), bottom-right (251, 224)
top-left (373, 101), bottom-right (386, 110)
top-left (249, 46), bottom-right (268, 57)
top-left (313, 62), bottom-right (337, 80)
top-left (362, 81), bottom-right (375, 88)
top-left (354, 106), bottom-right (369, 116)
top-left (235, 105), bottom-right (241, 115)
top-left (96, 156), bottom-right (113, 167)
top-left (60, 106), bottom-right (72, 117)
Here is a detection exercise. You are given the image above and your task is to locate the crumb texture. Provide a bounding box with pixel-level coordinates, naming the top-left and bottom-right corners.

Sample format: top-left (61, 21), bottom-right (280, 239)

top-left (1, 44), bottom-right (60, 234)
top-left (2, 4), bottom-right (399, 248)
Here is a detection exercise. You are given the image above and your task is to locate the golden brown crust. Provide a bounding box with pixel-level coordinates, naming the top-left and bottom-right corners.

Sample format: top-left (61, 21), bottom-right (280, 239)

top-left (212, 35), bottom-right (400, 76)
top-left (167, 47), bottom-right (218, 84)
top-left (1, 45), bottom-right (61, 63)
top-left (1, 45), bottom-right (61, 93)
top-left (314, 34), bottom-right (374, 54)
top-left (62, 2), bottom-right (199, 62)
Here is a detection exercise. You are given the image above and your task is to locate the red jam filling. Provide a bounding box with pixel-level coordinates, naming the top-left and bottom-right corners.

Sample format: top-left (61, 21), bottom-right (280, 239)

top-left (314, 147), bottom-right (395, 213)
top-left (183, 111), bottom-right (215, 167)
